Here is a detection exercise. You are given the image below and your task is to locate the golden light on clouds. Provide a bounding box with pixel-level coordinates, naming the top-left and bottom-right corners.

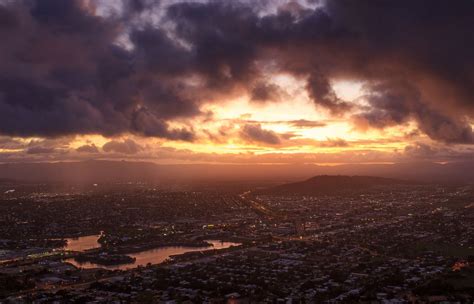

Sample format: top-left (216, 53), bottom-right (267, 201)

top-left (1, 75), bottom-right (427, 166)
top-left (0, 0), bottom-right (473, 166)
top-left (55, 77), bottom-right (420, 163)
top-left (69, 135), bottom-right (111, 150)
top-left (153, 78), bottom-right (417, 159)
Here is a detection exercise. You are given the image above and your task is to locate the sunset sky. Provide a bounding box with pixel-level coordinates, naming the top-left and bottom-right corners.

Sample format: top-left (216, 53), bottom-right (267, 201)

top-left (0, 0), bottom-right (473, 165)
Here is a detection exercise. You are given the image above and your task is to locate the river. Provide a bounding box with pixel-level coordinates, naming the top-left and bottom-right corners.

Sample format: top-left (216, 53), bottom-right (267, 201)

top-left (63, 234), bottom-right (102, 252)
top-left (63, 235), bottom-right (240, 270)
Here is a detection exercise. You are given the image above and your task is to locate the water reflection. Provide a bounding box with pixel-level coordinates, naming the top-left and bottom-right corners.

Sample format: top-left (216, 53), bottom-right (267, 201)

top-left (65, 240), bottom-right (240, 270)
top-left (63, 234), bottom-right (102, 252)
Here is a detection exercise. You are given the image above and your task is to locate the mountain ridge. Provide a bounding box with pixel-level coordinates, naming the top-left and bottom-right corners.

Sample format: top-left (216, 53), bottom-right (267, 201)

top-left (257, 175), bottom-right (416, 196)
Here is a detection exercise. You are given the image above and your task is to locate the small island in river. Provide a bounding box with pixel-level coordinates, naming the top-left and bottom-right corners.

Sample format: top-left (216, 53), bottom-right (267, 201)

top-left (73, 253), bottom-right (136, 266)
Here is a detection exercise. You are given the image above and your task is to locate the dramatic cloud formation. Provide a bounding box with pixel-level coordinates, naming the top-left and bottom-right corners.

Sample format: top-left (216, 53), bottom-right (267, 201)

top-left (240, 124), bottom-right (281, 145)
top-left (353, 82), bottom-right (474, 144)
top-left (0, 0), bottom-right (473, 164)
top-left (0, 0), bottom-right (196, 140)
top-left (165, 0), bottom-right (474, 143)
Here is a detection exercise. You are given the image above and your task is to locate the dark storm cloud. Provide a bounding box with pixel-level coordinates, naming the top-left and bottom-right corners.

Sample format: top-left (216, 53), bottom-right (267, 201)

top-left (165, 0), bottom-right (474, 143)
top-left (250, 82), bottom-right (284, 103)
top-left (240, 124), bottom-right (281, 145)
top-left (306, 72), bottom-right (352, 115)
top-left (0, 0), bottom-right (195, 140)
top-left (0, 0), bottom-right (474, 144)
top-left (123, 0), bottom-right (148, 14)
top-left (131, 108), bottom-right (196, 140)
top-left (167, 1), bottom-right (260, 89)
top-left (354, 82), bottom-right (474, 144)
top-left (415, 108), bottom-right (474, 144)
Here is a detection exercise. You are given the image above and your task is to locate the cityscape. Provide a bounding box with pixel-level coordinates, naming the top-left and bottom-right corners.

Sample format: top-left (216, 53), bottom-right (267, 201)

top-left (0, 178), bottom-right (473, 302)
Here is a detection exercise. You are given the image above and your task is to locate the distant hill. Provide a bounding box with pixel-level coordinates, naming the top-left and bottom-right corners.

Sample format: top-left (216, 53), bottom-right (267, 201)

top-left (257, 175), bottom-right (416, 196)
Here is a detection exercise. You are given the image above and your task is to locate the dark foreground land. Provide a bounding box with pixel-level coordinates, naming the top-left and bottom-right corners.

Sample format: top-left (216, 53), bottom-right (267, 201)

top-left (0, 178), bottom-right (473, 303)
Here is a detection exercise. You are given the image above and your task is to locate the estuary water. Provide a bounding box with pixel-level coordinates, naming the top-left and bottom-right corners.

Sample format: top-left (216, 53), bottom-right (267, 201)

top-left (63, 236), bottom-right (240, 270)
